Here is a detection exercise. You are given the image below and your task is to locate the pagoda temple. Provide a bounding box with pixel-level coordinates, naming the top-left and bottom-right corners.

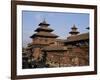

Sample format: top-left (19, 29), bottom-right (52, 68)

top-left (64, 25), bottom-right (89, 66)
top-left (29, 20), bottom-right (60, 66)
top-left (22, 20), bottom-right (89, 68)
top-left (30, 20), bottom-right (58, 47)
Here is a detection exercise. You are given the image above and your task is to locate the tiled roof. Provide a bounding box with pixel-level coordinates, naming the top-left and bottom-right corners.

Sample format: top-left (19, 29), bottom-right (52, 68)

top-left (65, 33), bottom-right (89, 43)
top-left (38, 20), bottom-right (50, 26)
top-left (69, 31), bottom-right (79, 34)
top-left (30, 32), bottom-right (58, 38)
top-left (35, 27), bottom-right (53, 32)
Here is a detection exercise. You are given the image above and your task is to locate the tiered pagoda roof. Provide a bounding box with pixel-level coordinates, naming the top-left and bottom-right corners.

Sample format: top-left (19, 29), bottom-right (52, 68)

top-left (69, 24), bottom-right (79, 35)
top-left (65, 33), bottom-right (89, 43)
top-left (31, 32), bottom-right (58, 38)
top-left (35, 27), bottom-right (53, 32)
top-left (30, 20), bottom-right (58, 38)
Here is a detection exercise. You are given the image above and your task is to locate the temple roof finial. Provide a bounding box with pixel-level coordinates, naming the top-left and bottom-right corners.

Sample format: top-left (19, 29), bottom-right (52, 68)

top-left (42, 18), bottom-right (47, 24)
top-left (71, 24), bottom-right (77, 29)
top-left (38, 18), bottom-right (50, 26)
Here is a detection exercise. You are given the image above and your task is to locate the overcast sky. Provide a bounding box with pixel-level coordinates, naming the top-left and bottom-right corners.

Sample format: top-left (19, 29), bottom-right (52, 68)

top-left (22, 11), bottom-right (89, 47)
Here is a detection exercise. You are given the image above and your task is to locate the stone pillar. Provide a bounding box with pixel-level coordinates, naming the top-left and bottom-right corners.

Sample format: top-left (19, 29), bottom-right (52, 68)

top-left (32, 48), bottom-right (41, 60)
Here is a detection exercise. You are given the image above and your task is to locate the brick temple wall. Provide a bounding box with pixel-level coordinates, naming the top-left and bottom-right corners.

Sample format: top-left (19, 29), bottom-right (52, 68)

top-left (44, 46), bottom-right (89, 67)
